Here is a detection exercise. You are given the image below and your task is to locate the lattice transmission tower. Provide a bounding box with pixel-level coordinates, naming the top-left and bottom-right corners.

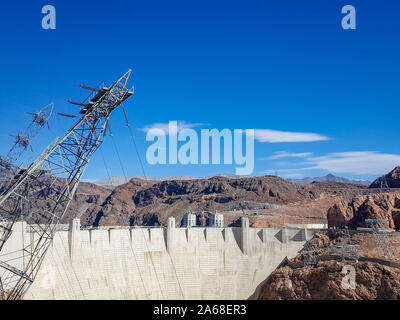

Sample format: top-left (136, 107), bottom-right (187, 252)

top-left (365, 218), bottom-right (394, 260)
top-left (0, 70), bottom-right (133, 300)
top-left (380, 175), bottom-right (389, 188)
top-left (326, 227), bottom-right (359, 261)
top-left (0, 103), bottom-right (53, 182)
top-left (303, 239), bottom-right (317, 267)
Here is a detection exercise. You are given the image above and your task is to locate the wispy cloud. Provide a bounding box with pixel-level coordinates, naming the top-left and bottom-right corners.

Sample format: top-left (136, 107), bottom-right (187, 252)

top-left (263, 151), bottom-right (313, 160)
top-left (265, 151), bottom-right (400, 176)
top-left (254, 129), bottom-right (331, 143)
top-left (305, 151), bottom-right (400, 175)
top-left (139, 121), bottom-right (207, 135)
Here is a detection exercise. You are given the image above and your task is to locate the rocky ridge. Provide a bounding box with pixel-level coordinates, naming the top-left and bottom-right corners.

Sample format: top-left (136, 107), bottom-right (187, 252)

top-left (257, 231), bottom-right (400, 300)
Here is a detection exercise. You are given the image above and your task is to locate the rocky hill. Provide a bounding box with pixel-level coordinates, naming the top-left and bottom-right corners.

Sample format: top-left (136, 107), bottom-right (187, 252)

top-left (369, 166), bottom-right (400, 188)
top-left (257, 231), bottom-right (400, 300)
top-left (288, 174), bottom-right (371, 186)
top-left (92, 174), bottom-right (251, 187)
top-left (70, 167), bottom-right (400, 227)
top-left (0, 174), bottom-right (113, 226)
top-left (87, 176), bottom-right (371, 227)
top-left (61, 181), bottom-right (115, 225)
top-left (4, 173), bottom-right (394, 228)
top-left (93, 175), bottom-right (195, 187)
top-left (327, 192), bottom-right (400, 229)
top-left (258, 259), bottom-right (400, 300)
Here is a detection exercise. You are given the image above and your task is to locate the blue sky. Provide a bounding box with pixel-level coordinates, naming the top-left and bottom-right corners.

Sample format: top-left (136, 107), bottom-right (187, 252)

top-left (0, 0), bottom-right (399, 181)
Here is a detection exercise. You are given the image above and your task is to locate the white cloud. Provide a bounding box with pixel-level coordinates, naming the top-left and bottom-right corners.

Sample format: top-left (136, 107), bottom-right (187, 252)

top-left (254, 129), bottom-right (331, 143)
top-left (139, 121), bottom-right (207, 135)
top-left (265, 151), bottom-right (400, 176)
top-left (263, 151), bottom-right (313, 160)
top-left (305, 151), bottom-right (400, 175)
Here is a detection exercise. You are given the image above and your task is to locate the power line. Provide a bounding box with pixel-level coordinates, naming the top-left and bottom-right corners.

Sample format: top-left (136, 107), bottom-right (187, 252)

top-left (121, 104), bottom-right (148, 182)
top-left (109, 125), bottom-right (129, 184)
top-left (99, 148), bottom-right (112, 186)
top-left (120, 105), bottom-right (185, 298)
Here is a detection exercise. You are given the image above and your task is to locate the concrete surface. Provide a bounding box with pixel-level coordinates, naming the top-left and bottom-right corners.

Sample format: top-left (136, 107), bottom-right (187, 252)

top-left (1, 218), bottom-right (322, 300)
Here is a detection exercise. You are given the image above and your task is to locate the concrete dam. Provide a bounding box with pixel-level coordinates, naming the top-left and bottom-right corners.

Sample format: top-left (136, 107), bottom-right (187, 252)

top-left (1, 218), bottom-right (323, 300)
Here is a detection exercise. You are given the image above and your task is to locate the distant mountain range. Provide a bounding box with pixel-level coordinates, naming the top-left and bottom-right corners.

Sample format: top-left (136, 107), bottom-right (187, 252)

top-left (92, 176), bottom-right (194, 186)
top-left (92, 174), bottom-right (250, 187)
top-left (287, 174), bottom-right (371, 186)
top-left (92, 173), bottom-right (370, 187)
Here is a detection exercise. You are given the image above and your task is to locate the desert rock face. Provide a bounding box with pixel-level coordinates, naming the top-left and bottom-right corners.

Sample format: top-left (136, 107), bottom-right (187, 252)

top-left (63, 181), bottom-right (113, 226)
top-left (326, 201), bottom-right (355, 227)
top-left (327, 192), bottom-right (400, 229)
top-left (89, 178), bottom-right (157, 226)
top-left (257, 231), bottom-right (400, 300)
top-left (258, 261), bottom-right (400, 300)
top-left (0, 177), bottom-right (113, 226)
top-left (370, 166), bottom-right (400, 188)
top-left (89, 176), bottom-right (370, 227)
top-left (51, 175), bottom-right (399, 227)
top-left (3, 174), bottom-right (393, 228)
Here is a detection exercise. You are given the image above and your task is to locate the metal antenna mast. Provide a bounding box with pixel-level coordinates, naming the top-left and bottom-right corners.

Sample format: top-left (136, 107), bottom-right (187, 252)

top-left (0, 103), bottom-right (53, 182)
top-left (0, 70), bottom-right (133, 300)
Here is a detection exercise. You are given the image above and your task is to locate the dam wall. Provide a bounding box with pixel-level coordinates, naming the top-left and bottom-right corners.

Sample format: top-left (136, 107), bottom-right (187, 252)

top-left (2, 218), bottom-right (321, 300)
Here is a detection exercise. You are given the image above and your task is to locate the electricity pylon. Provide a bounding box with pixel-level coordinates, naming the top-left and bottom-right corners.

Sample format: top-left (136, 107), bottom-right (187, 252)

top-left (0, 103), bottom-right (53, 183)
top-left (303, 240), bottom-right (317, 267)
top-left (327, 227), bottom-right (359, 261)
top-left (380, 175), bottom-right (389, 188)
top-left (0, 70), bottom-right (133, 300)
top-left (366, 218), bottom-right (394, 260)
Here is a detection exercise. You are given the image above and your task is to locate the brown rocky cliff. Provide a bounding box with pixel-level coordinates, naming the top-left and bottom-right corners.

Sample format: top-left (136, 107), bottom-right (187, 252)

top-left (327, 192), bottom-right (400, 229)
top-left (258, 261), bottom-right (400, 300)
top-left (257, 232), bottom-right (400, 300)
top-left (90, 176), bottom-right (370, 227)
top-left (15, 175), bottom-right (387, 228)
top-left (90, 178), bottom-right (157, 226)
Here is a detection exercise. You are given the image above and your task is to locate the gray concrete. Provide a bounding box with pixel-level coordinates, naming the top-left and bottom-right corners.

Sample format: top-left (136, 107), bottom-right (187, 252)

top-left (1, 220), bottom-right (322, 300)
